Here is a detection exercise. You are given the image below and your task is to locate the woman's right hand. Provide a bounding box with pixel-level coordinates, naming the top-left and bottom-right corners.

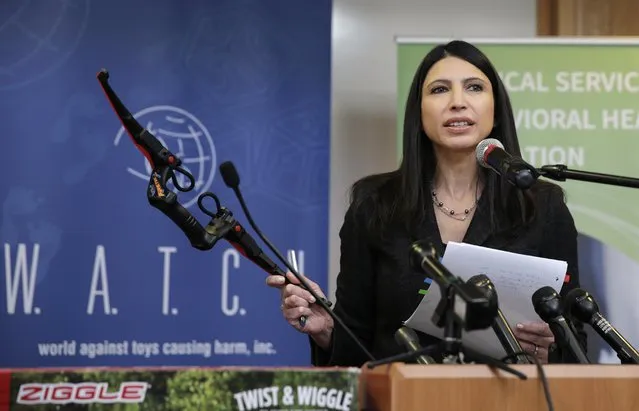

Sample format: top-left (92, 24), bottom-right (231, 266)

top-left (265, 271), bottom-right (334, 350)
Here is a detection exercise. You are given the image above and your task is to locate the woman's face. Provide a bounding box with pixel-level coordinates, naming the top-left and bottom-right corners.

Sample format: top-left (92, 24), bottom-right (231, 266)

top-left (421, 56), bottom-right (495, 153)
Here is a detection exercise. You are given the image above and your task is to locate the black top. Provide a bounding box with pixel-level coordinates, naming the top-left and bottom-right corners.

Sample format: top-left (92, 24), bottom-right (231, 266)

top-left (311, 183), bottom-right (586, 366)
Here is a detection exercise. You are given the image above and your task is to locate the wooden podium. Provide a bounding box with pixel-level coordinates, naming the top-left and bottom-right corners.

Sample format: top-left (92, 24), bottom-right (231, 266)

top-left (359, 363), bottom-right (639, 411)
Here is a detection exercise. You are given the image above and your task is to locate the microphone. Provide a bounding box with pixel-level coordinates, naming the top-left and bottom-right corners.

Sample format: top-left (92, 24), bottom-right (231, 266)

top-left (409, 241), bottom-right (497, 331)
top-left (467, 274), bottom-right (531, 364)
top-left (475, 138), bottom-right (540, 189)
top-left (532, 286), bottom-right (590, 364)
top-left (565, 288), bottom-right (639, 364)
top-left (218, 162), bottom-right (330, 306)
top-left (218, 161), bottom-right (376, 362)
top-left (394, 326), bottom-right (436, 364)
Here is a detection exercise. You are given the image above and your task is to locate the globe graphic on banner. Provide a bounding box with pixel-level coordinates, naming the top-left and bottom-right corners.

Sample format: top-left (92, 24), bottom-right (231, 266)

top-left (113, 105), bottom-right (217, 209)
top-left (0, 1), bottom-right (89, 90)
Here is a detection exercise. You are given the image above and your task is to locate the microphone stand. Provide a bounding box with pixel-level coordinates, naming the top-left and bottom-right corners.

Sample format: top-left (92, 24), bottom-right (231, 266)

top-left (538, 164), bottom-right (639, 189)
top-left (365, 282), bottom-right (527, 380)
top-left (439, 283), bottom-right (463, 364)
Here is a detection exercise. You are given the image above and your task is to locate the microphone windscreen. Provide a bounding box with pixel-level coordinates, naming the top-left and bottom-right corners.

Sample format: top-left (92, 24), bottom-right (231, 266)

top-left (97, 69), bottom-right (109, 81)
top-left (219, 161), bottom-right (240, 188)
top-left (467, 274), bottom-right (497, 302)
top-left (531, 286), bottom-right (562, 321)
top-left (564, 288), bottom-right (587, 308)
top-left (531, 285), bottom-right (556, 307)
top-left (564, 288), bottom-right (599, 323)
top-left (475, 138), bottom-right (503, 167)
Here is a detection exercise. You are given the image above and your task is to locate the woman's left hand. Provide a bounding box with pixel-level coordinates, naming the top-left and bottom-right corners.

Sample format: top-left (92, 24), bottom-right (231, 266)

top-left (513, 321), bottom-right (555, 363)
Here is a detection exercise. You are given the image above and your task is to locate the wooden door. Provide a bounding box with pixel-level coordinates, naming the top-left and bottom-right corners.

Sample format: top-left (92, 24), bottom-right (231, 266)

top-left (538, 0), bottom-right (639, 35)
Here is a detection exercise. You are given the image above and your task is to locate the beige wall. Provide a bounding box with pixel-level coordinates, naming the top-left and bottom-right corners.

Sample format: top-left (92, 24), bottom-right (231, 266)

top-left (328, 0), bottom-right (537, 299)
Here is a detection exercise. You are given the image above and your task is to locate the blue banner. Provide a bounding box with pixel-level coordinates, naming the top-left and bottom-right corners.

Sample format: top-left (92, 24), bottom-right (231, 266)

top-left (0, 0), bottom-right (332, 367)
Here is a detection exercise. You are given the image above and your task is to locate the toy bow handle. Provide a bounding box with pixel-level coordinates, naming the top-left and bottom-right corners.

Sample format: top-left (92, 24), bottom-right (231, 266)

top-left (97, 69), bottom-right (218, 250)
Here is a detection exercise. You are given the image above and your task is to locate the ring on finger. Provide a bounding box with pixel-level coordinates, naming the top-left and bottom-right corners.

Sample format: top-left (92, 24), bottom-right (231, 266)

top-left (533, 344), bottom-right (539, 355)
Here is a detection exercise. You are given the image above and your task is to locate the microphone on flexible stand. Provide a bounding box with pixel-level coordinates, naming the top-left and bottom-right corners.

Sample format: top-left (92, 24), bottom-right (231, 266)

top-left (475, 138), bottom-right (540, 189)
top-left (218, 161), bottom-right (375, 362)
top-left (532, 286), bottom-right (590, 364)
top-left (394, 326), bottom-right (436, 365)
top-left (564, 288), bottom-right (639, 364)
top-left (467, 274), bottom-right (531, 364)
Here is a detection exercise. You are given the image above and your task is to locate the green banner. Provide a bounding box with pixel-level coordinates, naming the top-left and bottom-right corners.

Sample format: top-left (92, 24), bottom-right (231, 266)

top-left (397, 38), bottom-right (639, 264)
top-left (4, 367), bottom-right (360, 410)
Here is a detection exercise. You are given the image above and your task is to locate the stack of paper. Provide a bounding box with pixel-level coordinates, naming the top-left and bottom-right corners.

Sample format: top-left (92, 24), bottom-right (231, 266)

top-left (403, 242), bottom-right (567, 360)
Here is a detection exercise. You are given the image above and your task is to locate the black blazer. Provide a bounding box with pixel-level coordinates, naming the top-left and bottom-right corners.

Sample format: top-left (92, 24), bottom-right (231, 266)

top-left (311, 184), bottom-right (586, 366)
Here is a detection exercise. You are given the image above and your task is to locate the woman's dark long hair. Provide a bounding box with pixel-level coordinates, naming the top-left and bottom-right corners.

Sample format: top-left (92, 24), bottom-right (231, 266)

top-left (351, 40), bottom-right (546, 238)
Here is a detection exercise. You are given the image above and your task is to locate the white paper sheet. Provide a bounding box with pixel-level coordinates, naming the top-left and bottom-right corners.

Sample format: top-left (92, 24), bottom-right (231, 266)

top-left (404, 241), bottom-right (567, 360)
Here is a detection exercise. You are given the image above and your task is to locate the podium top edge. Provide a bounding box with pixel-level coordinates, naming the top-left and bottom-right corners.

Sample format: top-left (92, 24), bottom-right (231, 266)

top-left (376, 363), bottom-right (639, 379)
top-left (0, 366), bottom-right (361, 373)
